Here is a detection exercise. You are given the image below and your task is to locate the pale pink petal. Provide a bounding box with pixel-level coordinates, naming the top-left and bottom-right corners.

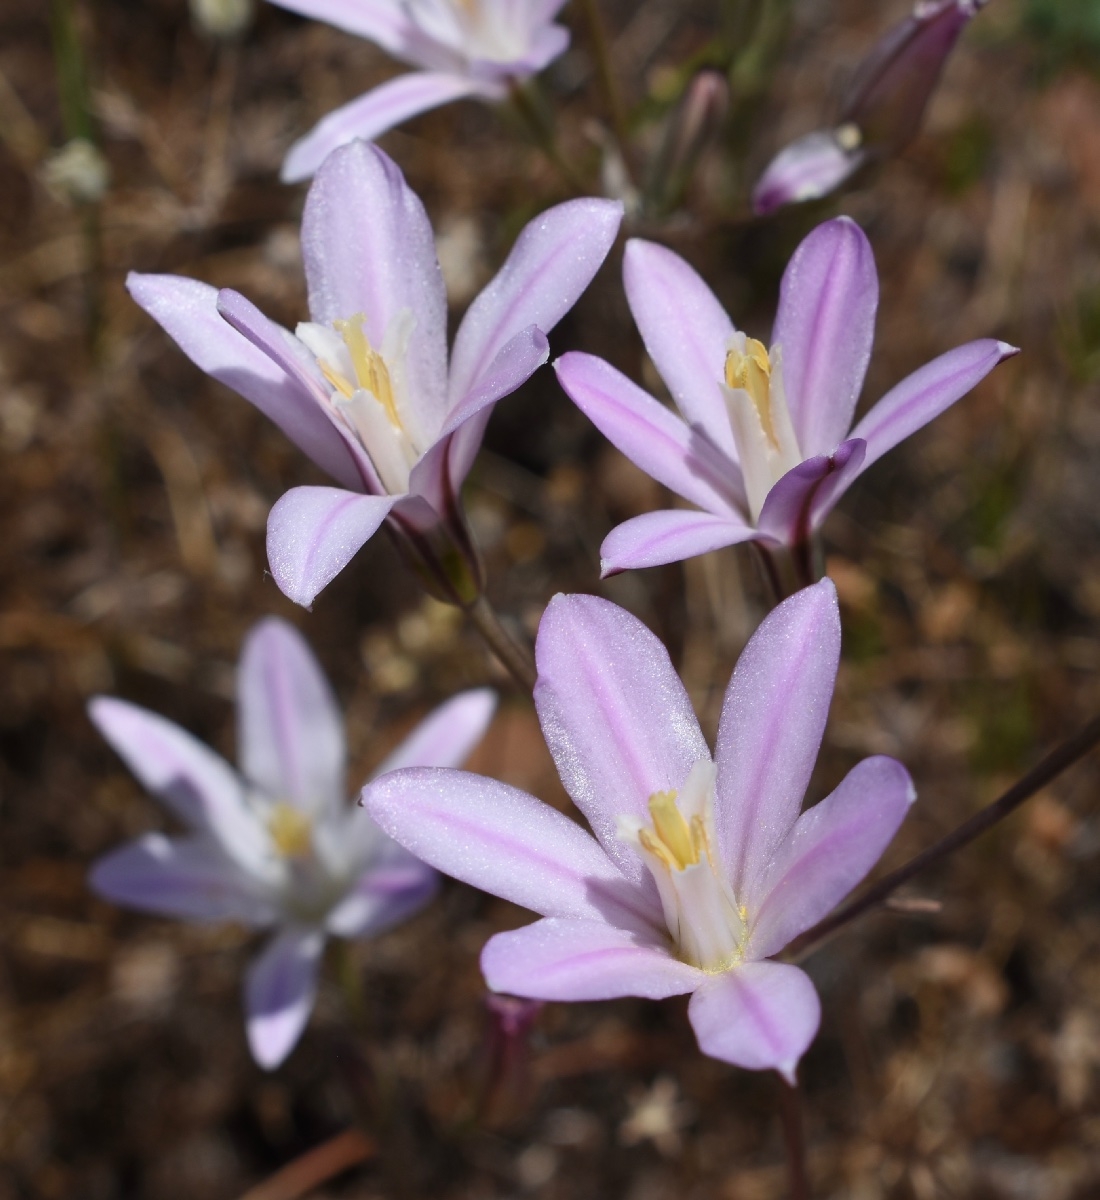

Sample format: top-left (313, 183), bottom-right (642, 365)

top-left (265, 0), bottom-right (413, 53)
top-left (282, 73), bottom-right (491, 183)
top-left (371, 688), bottom-right (497, 776)
top-left (265, 486), bottom-right (397, 608)
top-left (752, 130), bottom-right (865, 216)
top-left (324, 849), bottom-right (438, 938)
top-left (599, 509), bottom-right (757, 576)
top-left (749, 756), bottom-right (916, 959)
top-left (237, 618), bottom-right (346, 817)
top-left (714, 580), bottom-right (840, 899)
top-left (622, 239), bottom-right (739, 460)
top-left (533, 593), bottom-right (709, 892)
top-left (448, 197), bottom-right (623, 406)
top-left (437, 326), bottom-right (549, 440)
top-left (90, 833), bottom-right (277, 925)
top-left (755, 438), bottom-right (867, 545)
top-left (244, 926), bottom-right (326, 1069)
top-left (688, 961), bottom-right (821, 1082)
top-left (772, 217), bottom-right (879, 456)
top-left (126, 273), bottom-right (364, 491)
top-left (361, 767), bottom-right (661, 933)
top-left (554, 352), bottom-right (745, 516)
top-left (481, 917), bottom-right (705, 1001)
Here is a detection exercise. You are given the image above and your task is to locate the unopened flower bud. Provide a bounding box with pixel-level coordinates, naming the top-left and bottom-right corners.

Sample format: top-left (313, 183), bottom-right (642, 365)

top-left (41, 138), bottom-right (110, 206)
top-left (190, 0), bottom-right (253, 40)
top-left (647, 69), bottom-right (730, 214)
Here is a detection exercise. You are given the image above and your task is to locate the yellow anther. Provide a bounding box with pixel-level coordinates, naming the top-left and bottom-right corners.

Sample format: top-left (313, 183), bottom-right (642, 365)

top-left (725, 338), bottom-right (778, 449)
top-left (647, 790), bottom-right (699, 871)
top-left (332, 314), bottom-right (402, 430)
top-left (268, 803), bottom-right (313, 858)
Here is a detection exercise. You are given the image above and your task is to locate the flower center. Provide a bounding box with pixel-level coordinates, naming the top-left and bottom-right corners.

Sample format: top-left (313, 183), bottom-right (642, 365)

top-left (268, 802), bottom-right (313, 859)
top-left (725, 338), bottom-right (778, 450)
top-left (621, 760), bottom-right (747, 973)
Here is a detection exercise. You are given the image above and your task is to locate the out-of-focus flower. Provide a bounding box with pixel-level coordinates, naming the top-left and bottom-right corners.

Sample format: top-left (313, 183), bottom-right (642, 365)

top-left (41, 138), bottom-right (110, 205)
top-left (364, 581), bottom-right (915, 1080)
top-left (753, 0), bottom-right (990, 215)
top-left (191, 0), bottom-right (254, 39)
top-left (645, 69), bottom-right (730, 216)
top-left (269, 0), bottom-right (571, 182)
top-left (128, 141), bottom-right (622, 607)
top-left (555, 217), bottom-right (1016, 577)
top-left (90, 617), bottom-right (496, 1068)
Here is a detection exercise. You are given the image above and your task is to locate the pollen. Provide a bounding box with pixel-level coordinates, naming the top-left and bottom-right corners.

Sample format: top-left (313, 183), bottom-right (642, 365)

top-left (642, 790), bottom-right (700, 871)
top-left (268, 803), bottom-right (313, 858)
top-left (331, 314), bottom-right (402, 429)
top-left (725, 338), bottom-right (778, 448)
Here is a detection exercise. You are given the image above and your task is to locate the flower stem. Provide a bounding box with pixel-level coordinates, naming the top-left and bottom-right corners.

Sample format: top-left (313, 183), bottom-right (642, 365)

top-left (787, 713), bottom-right (1100, 960)
top-left (777, 1075), bottom-right (811, 1200)
top-left (467, 594), bottom-right (537, 692)
top-left (508, 81), bottom-right (591, 194)
top-left (576, 0), bottom-right (634, 176)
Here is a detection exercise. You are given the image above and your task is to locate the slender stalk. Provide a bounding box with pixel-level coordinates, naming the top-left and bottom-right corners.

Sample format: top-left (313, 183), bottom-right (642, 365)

top-left (236, 1129), bottom-right (375, 1200)
top-left (576, 0), bottom-right (633, 175)
top-left (467, 594), bottom-right (537, 692)
top-left (508, 82), bottom-right (591, 194)
top-left (788, 714), bottom-right (1100, 961)
top-left (777, 1076), bottom-right (810, 1200)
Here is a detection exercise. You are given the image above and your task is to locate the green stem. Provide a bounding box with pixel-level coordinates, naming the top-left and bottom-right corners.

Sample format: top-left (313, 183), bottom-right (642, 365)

top-left (467, 594), bottom-right (537, 692)
top-left (576, 0), bottom-right (633, 176)
top-left (508, 81), bottom-right (590, 193)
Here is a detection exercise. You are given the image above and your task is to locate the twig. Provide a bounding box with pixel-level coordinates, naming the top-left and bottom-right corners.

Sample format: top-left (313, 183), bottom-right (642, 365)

top-left (236, 1129), bottom-right (375, 1200)
top-left (466, 594), bottom-right (537, 692)
top-left (576, 0), bottom-right (633, 176)
top-left (777, 1076), bottom-right (811, 1200)
top-left (788, 714), bottom-right (1100, 960)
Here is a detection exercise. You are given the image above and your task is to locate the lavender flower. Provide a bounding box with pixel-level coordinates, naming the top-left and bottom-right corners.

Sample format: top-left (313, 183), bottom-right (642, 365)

top-left (363, 581), bottom-right (914, 1080)
top-left (269, 0), bottom-right (571, 182)
top-left (555, 217), bottom-right (1017, 576)
top-left (128, 141), bottom-right (621, 607)
top-left (90, 617), bottom-right (496, 1068)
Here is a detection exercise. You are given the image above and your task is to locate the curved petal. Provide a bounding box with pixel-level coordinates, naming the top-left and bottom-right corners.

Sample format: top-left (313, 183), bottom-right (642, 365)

top-left (715, 579), bottom-right (840, 899)
top-left (90, 833), bottom-right (277, 925)
top-left (755, 438), bottom-right (867, 546)
top-left (438, 325), bottom-right (549, 439)
top-left (265, 486), bottom-right (397, 608)
top-left (324, 849), bottom-right (438, 938)
top-left (300, 141), bottom-right (449, 440)
top-left (126, 273), bottom-right (364, 492)
top-left (481, 917), bottom-right (704, 1001)
top-left (688, 961), bottom-right (821, 1082)
top-left (244, 926), bottom-right (326, 1069)
top-left (850, 339), bottom-right (1019, 473)
top-left (509, 20), bottom-right (570, 74)
top-left (237, 618), bottom-right (346, 817)
top-left (371, 688), bottom-right (497, 776)
top-left (88, 697), bottom-right (269, 872)
top-left (622, 239), bottom-right (739, 460)
top-left (282, 72), bottom-right (491, 183)
top-left (361, 767), bottom-right (660, 932)
top-left (533, 593), bottom-right (709, 892)
top-left (600, 509), bottom-right (757, 576)
top-left (772, 217), bottom-right (879, 456)
top-left (448, 197), bottom-right (624, 406)
top-left (749, 756), bottom-right (916, 959)
top-left (752, 130), bottom-right (865, 216)
top-left (554, 352), bottom-right (744, 516)
top-left (264, 0), bottom-right (414, 55)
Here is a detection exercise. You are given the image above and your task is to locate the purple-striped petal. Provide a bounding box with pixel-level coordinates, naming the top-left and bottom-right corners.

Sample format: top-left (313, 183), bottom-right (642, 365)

top-left (90, 833), bottom-right (277, 925)
top-left (448, 197), bottom-right (623, 406)
top-left (265, 485), bottom-right (397, 608)
top-left (237, 618), bottom-right (346, 817)
top-left (481, 917), bottom-right (705, 1001)
top-left (533, 593), bottom-right (709, 892)
top-left (324, 848), bottom-right (438, 938)
top-left (599, 509), bottom-right (758, 576)
top-left (748, 756), bottom-right (915, 959)
top-left (439, 326), bottom-right (549, 439)
top-left (372, 688), bottom-right (497, 776)
top-left (850, 338), bottom-right (1019, 472)
top-left (687, 961), bottom-right (821, 1082)
top-left (126, 273), bottom-right (364, 492)
top-left (361, 767), bottom-right (661, 933)
top-left (752, 130), bottom-right (865, 216)
top-left (714, 580), bottom-right (840, 899)
top-left (622, 239), bottom-right (739, 459)
top-left (755, 438), bottom-right (867, 546)
top-left (282, 73), bottom-right (491, 183)
top-left (244, 926), bottom-right (326, 1069)
top-left (554, 352), bottom-right (745, 516)
top-left (772, 217), bottom-right (879, 456)
top-left (300, 142), bottom-right (449, 439)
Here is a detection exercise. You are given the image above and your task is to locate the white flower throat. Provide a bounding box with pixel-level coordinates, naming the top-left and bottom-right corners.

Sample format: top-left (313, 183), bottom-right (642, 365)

top-left (722, 335), bottom-right (802, 522)
top-left (621, 760), bottom-right (748, 973)
top-left (297, 311), bottom-right (424, 494)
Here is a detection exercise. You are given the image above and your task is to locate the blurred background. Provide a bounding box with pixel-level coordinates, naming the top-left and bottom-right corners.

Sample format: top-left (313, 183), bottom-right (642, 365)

top-left (2, 0), bottom-right (1100, 1195)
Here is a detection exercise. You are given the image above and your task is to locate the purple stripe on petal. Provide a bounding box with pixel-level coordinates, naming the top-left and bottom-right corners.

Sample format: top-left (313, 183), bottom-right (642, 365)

top-left (481, 917), bottom-right (704, 1001)
top-left (534, 593), bottom-right (709, 892)
top-left (599, 509), bottom-right (758, 576)
top-left (755, 438), bottom-right (867, 546)
top-left (265, 485), bottom-right (397, 608)
top-left (749, 756), bottom-right (915, 959)
top-left (324, 856), bottom-right (438, 938)
top-left (688, 961), bottom-right (821, 1082)
top-left (850, 339), bottom-right (1019, 472)
top-left (772, 217), bottom-right (879, 456)
top-left (244, 926), bottom-right (326, 1069)
top-left (439, 326), bottom-right (549, 438)
top-left (714, 579), bottom-right (841, 899)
